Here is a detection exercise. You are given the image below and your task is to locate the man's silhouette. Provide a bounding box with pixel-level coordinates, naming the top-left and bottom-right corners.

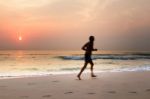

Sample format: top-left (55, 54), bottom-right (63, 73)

top-left (77, 36), bottom-right (97, 80)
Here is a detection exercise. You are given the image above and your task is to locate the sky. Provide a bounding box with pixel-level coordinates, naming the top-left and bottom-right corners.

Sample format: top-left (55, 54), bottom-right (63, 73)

top-left (0, 0), bottom-right (150, 51)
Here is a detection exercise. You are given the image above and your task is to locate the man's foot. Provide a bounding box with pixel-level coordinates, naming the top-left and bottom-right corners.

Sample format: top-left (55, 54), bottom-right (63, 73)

top-left (91, 74), bottom-right (97, 77)
top-left (77, 75), bottom-right (81, 80)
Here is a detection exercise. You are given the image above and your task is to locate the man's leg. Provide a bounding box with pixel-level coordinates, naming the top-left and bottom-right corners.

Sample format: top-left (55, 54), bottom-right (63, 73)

top-left (90, 61), bottom-right (96, 77)
top-left (77, 62), bottom-right (88, 80)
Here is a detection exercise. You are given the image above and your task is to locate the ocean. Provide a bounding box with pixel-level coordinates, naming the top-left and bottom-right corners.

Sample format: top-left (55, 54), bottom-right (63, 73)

top-left (0, 50), bottom-right (150, 79)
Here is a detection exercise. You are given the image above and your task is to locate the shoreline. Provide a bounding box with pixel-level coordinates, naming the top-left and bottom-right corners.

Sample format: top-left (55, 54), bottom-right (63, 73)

top-left (0, 71), bottom-right (150, 80)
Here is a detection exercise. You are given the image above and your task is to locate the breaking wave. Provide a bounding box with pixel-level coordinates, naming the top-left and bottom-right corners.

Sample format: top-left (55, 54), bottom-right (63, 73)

top-left (58, 53), bottom-right (150, 60)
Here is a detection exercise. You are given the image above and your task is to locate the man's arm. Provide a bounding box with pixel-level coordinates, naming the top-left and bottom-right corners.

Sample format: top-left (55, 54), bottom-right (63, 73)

top-left (82, 43), bottom-right (88, 51)
top-left (92, 44), bottom-right (97, 51)
top-left (92, 43), bottom-right (97, 51)
top-left (93, 49), bottom-right (98, 51)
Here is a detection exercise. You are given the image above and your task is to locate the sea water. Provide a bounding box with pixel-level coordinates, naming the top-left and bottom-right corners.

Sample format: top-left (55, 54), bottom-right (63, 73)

top-left (0, 50), bottom-right (150, 78)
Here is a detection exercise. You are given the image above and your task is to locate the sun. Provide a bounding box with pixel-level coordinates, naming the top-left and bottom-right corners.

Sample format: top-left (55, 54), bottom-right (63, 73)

top-left (19, 36), bottom-right (22, 41)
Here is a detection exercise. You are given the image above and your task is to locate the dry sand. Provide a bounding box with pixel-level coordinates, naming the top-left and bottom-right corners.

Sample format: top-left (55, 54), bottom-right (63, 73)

top-left (0, 72), bottom-right (150, 99)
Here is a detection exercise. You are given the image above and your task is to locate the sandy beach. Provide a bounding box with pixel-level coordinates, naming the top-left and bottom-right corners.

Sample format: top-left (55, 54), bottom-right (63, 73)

top-left (0, 72), bottom-right (150, 99)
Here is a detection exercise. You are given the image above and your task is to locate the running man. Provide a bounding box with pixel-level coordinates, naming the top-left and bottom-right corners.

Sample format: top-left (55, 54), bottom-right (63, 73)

top-left (77, 36), bottom-right (97, 80)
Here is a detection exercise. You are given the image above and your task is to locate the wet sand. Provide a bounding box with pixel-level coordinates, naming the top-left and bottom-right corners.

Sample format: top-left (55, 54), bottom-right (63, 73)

top-left (0, 72), bottom-right (150, 99)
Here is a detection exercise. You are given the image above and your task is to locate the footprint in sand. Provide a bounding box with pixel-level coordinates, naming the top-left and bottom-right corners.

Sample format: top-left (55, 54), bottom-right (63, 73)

top-left (27, 83), bottom-right (36, 86)
top-left (128, 91), bottom-right (137, 94)
top-left (87, 92), bottom-right (96, 95)
top-left (64, 92), bottom-right (73, 94)
top-left (146, 89), bottom-right (150, 92)
top-left (0, 86), bottom-right (7, 88)
top-left (43, 95), bottom-right (52, 98)
top-left (108, 91), bottom-right (116, 94)
top-left (52, 80), bottom-right (59, 83)
top-left (20, 96), bottom-right (29, 98)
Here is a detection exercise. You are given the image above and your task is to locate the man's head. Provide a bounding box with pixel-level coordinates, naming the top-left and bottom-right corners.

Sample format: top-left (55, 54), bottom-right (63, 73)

top-left (89, 36), bottom-right (95, 42)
